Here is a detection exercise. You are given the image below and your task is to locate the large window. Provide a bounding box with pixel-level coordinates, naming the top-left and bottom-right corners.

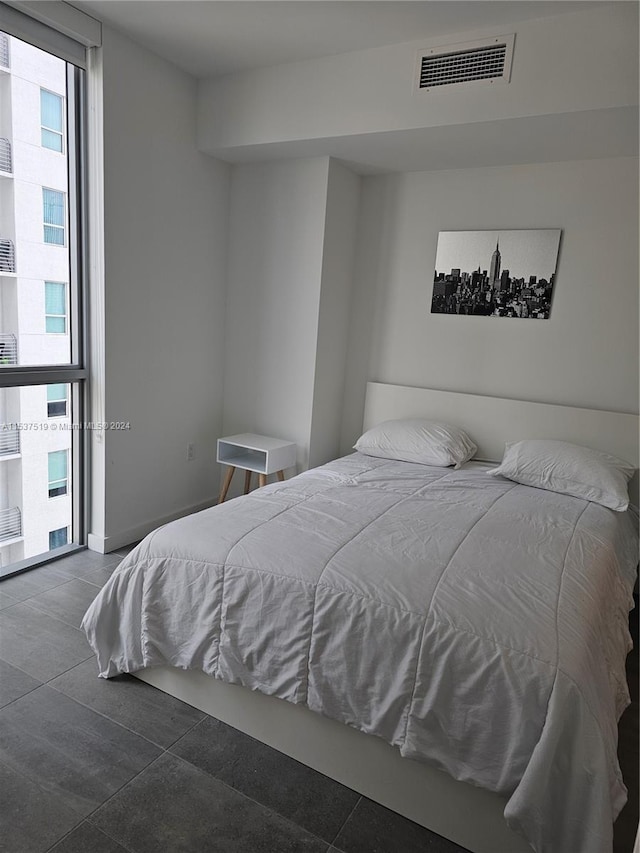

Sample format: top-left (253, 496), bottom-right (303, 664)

top-left (40, 88), bottom-right (64, 152)
top-left (45, 281), bottom-right (67, 333)
top-left (43, 188), bottom-right (66, 245)
top-left (0, 15), bottom-right (88, 578)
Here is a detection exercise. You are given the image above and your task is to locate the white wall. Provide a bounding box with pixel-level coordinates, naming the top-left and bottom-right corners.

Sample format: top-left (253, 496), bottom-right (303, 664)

top-left (222, 156), bottom-right (361, 482)
top-left (309, 159), bottom-right (360, 468)
top-left (90, 25), bottom-right (230, 551)
top-left (340, 156), bottom-right (639, 452)
top-left (222, 156), bottom-right (329, 475)
top-left (87, 9), bottom-right (637, 545)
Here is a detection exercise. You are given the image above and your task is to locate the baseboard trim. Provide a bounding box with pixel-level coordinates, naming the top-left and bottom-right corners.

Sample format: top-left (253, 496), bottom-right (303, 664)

top-left (88, 498), bottom-right (217, 553)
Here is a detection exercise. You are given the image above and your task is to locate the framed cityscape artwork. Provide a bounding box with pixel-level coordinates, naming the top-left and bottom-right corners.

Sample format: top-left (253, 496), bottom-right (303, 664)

top-left (430, 229), bottom-right (562, 318)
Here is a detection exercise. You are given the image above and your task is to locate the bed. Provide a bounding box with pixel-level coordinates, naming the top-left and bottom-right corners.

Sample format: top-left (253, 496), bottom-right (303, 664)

top-left (82, 383), bottom-right (639, 853)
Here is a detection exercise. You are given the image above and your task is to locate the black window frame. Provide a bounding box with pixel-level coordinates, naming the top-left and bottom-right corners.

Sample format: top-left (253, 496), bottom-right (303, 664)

top-left (0, 13), bottom-right (89, 579)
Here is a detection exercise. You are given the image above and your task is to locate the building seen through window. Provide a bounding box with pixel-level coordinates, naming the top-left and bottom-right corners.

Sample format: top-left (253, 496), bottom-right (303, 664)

top-left (0, 28), bottom-right (86, 576)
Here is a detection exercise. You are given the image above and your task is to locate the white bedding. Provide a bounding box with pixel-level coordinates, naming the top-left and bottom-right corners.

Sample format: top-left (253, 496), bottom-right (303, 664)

top-left (82, 454), bottom-right (639, 853)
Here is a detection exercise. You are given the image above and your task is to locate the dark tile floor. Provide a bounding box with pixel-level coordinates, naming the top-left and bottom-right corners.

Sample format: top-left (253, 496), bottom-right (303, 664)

top-left (0, 548), bottom-right (637, 853)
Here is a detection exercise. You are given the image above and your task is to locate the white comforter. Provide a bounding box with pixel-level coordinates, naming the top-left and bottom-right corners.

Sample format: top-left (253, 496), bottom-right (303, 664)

top-left (82, 455), bottom-right (639, 853)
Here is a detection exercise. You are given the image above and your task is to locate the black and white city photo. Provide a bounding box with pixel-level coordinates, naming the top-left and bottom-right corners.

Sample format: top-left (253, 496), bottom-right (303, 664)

top-left (431, 229), bottom-right (562, 319)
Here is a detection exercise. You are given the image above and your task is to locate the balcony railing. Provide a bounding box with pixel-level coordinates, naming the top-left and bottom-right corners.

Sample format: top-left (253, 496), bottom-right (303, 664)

top-left (0, 507), bottom-right (22, 542)
top-left (0, 138), bottom-right (11, 173)
top-left (0, 239), bottom-right (15, 273)
top-left (0, 34), bottom-right (9, 70)
top-left (0, 427), bottom-right (19, 456)
top-left (0, 334), bottom-right (17, 365)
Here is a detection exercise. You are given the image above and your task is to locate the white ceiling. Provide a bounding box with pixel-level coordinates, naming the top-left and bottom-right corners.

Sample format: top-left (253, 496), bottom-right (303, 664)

top-left (71, 1), bottom-right (608, 79)
top-left (67, 0), bottom-right (635, 174)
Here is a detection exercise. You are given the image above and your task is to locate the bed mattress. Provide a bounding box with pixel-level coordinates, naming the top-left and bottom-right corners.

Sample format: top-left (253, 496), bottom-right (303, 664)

top-left (82, 454), bottom-right (639, 853)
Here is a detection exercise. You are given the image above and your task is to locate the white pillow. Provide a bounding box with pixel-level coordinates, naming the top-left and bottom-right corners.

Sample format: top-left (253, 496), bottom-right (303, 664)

top-left (487, 439), bottom-right (634, 511)
top-left (354, 418), bottom-right (477, 468)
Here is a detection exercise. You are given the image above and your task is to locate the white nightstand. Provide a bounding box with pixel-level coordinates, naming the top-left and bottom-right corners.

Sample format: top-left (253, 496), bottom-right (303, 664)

top-left (216, 433), bottom-right (297, 503)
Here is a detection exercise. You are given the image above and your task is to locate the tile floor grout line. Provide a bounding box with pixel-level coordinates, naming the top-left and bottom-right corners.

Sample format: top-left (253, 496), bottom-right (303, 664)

top-left (0, 680), bottom-right (43, 713)
top-left (0, 571), bottom-right (113, 607)
top-left (57, 563), bottom-right (122, 582)
top-left (0, 585), bottom-right (67, 606)
top-left (83, 750), bottom-right (170, 827)
top-left (46, 675), bottom-right (206, 751)
top-left (167, 749), bottom-right (338, 848)
top-left (0, 752), bottom-right (61, 790)
top-left (0, 688), bottom-right (164, 817)
top-left (84, 821), bottom-right (138, 853)
top-left (0, 647), bottom-right (50, 683)
top-left (19, 595), bottom-right (100, 632)
top-left (328, 794), bottom-right (361, 849)
top-left (43, 822), bottom-right (85, 853)
top-left (39, 653), bottom-right (96, 684)
top-left (46, 573), bottom-right (107, 589)
top-left (0, 557), bottom-right (122, 589)
top-left (44, 819), bottom-right (139, 853)
top-left (33, 564), bottom-right (120, 587)
top-left (0, 657), bottom-right (87, 695)
top-left (83, 747), bottom-right (336, 852)
top-left (165, 718), bottom-right (364, 846)
top-left (0, 573), bottom-right (82, 598)
top-left (165, 712), bottom-right (209, 751)
top-left (0, 751), bottom-right (92, 849)
top-left (19, 596), bottom-right (97, 636)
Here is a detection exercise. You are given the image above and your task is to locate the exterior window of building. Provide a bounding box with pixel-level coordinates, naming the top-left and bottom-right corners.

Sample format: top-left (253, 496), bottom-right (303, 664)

top-left (40, 89), bottom-right (63, 152)
top-left (48, 450), bottom-right (68, 497)
top-left (47, 383), bottom-right (67, 417)
top-left (43, 188), bottom-right (65, 245)
top-left (45, 281), bottom-right (67, 333)
top-left (49, 527), bottom-right (68, 549)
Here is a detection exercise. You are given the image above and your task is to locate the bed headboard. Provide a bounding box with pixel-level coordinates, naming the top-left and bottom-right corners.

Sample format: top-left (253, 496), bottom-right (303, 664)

top-left (363, 382), bottom-right (640, 508)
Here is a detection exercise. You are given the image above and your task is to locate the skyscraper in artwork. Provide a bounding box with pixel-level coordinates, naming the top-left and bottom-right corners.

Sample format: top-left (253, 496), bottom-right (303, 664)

top-left (489, 240), bottom-right (501, 288)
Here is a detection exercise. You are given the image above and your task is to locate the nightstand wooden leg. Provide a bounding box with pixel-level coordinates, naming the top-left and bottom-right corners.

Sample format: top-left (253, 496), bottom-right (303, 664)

top-left (244, 470), bottom-right (252, 494)
top-left (218, 466), bottom-right (235, 504)
top-left (276, 470), bottom-right (285, 481)
top-left (258, 473), bottom-right (267, 488)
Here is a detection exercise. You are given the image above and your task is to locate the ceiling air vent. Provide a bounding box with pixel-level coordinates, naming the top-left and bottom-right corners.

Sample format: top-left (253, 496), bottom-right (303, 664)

top-left (417, 34), bottom-right (515, 92)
